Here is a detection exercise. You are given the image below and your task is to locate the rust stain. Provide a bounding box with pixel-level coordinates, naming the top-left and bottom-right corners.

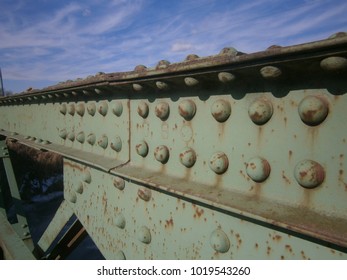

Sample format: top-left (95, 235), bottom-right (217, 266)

top-left (272, 234), bottom-right (282, 242)
top-left (255, 243), bottom-right (259, 249)
top-left (164, 218), bottom-right (174, 229)
top-left (285, 244), bottom-right (293, 254)
top-left (193, 207), bottom-right (204, 219)
top-left (282, 171), bottom-right (291, 184)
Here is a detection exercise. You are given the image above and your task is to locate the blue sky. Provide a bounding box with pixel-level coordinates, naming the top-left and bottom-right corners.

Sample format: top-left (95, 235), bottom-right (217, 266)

top-left (1, 0), bottom-right (346, 93)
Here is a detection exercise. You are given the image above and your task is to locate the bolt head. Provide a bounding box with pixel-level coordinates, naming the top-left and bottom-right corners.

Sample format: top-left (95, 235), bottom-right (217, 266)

top-left (136, 141), bottom-right (149, 157)
top-left (294, 160), bottom-right (325, 189)
top-left (209, 152), bottom-right (229, 174)
top-left (179, 148), bottom-right (197, 168)
top-left (178, 99), bottom-right (196, 121)
top-left (246, 157), bottom-right (271, 182)
top-left (211, 100), bottom-right (231, 122)
top-left (298, 96), bottom-right (328, 126)
top-left (154, 145), bottom-right (170, 164)
top-left (248, 98), bottom-right (273, 125)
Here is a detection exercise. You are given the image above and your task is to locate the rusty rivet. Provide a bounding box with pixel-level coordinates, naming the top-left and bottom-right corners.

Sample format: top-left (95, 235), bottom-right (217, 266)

top-left (211, 99), bottom-right (231, 122)
top-left (115, 214), bottom-right (126, 229)
top-left (74, 182), bottom-right (83, 194)
top-left (42, 140), bottom-right (51, 145)
top-left (210, 229), bottom-right (230, 253)
top-left (179, 148), bottom-right (197, 168)
top-left (248, 98), bottom-right (273, 125)
top-left (137, 101), bottom-right (149, 118)
top-left (260, 66), bottom-right (282, 79)
top-left (209, 152), bottom-right (229, 174)
top-left (137, 226), bottom-right (151, 244)
top-left (246, 157), bottom-right (271, 182)
top-left (320, 56), bottom-right (347, 71)
top-left (134, 64), bottom-right (147, 72)
top-left (156, 60), bottom-right (170, 69)
top-left (87, 103), bottom-right (96, 116)
top-left (76, 131), bottom-right (85, 143)
top-left (76, 103), bottom-right (85, 117)
top-left (95, 88), bottom-right (103, 95)
top-left (83, 170), bottom-right (92, 183)
top-left (185, 54), bottom-right (199, 61)
top-left (98, 134), bottom-right (108, 149)
top-left (329, 32), bottom-right (347, 39)
top-left (133, 83), bottom-right (143, 91)
top-left (298, 96), bottom-right (328, 126)
top-left (98, 102), bottom-right (108, 116)
top-left (219, 47), bottom-right (238, 56)
top-left (112, 101), bottom-right (123, 117)
top-left (111, 136), bottom-right (122, 152)
top-left (69, 192), bottom-right (77, 203)
top-left (59, 129), bottom-right (68, 140)
top-left (115, 251), bottom-right (126, 260)
top-left (83, 90), bottom-right (91, 96)
top-left (35, 138), bottom-right (43, 144)
top-left (218, 72), bottom-right (236, 83)
top-left (155, 102), bottom-right (170, 121)
top-left (154, 145), bottom-right (170, 164)
top-left (67, 132), bottom-right (75, 142)
top-left (178, 99), bottom-right (196, 121)
top-left (156, 81), bottom-right (169, 90)
top-left (138, 188), bottom-right (151, 201)
top-left (113, 177), bottom-right (125, 190)
top-left (294, 160), bottom-right (325, 189)
top-left (184, 77), bottom-right (199, 87)
top-left (136, 141), bottom-right (149, 157)
top-left (87, 133), bottom-right (96, 145)
top-left (67, 104), bottom-right (75, 116)
top-left (59, 104), bottom-right (67, 115)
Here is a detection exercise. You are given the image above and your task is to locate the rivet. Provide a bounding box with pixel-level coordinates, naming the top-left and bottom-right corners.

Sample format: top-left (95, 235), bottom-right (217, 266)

top-left (178, 99), bottom-right (196, 121)
top-left (76, 103), bottom-right (85, 117)
top-left (320, 56), bottom-right (347, 71)
top-left (154, 145), bottom-right (170, 164)
top-left (83, 170), bottom-right (91, 183)
top-left (298, 96), bottom-right (328, 126)
top-left (42, 140), bottom-right (51, 145)
top-left (47, 94), bottom-right (53, 99)
top-left (60, 104), bottom-right (67, 115)
top-left (133, 83), bottom-right (143, 91)
top-left (185, 54), bottom-right (199, 61)
top-left (137, 226), bottom-right (151, 244)
top-left (98, 102), bottom-right (108, 116)
top-left (87, 103), bottom-right (96, 116)
top-left (138, 188), bottom-right (151, 201)
top-left (83, 90), bottom-right (91, 96)
top-left (109, 135), bottom-right (122, 152)
top-left (71, 91), bottom-right (78, 97)
top-left (219, 47), bottom-right (238, 56)
top-left (136, 141), bottom-right (149, 157)
top-left (115, 214), bottom-right (126, 229)
top-left (134, 65), bottom-right (147, 72)
top-left (76, 131), bottom-right (85, 143)
top-left (87, 133), bottom-right (96, 145)
top-left (74, 182), bottom-right (83, 194)
top-left (260, 66), bottom-right (282, 79)
top-left (156, 60), bottom-right (170, 69)
top-left (156, 81), bottom-right (169, 90)
top-left (328, 32), bottom-right (347, 39)
top-left (155, 102), bottom-right (170, 121)
top-left (294, 160), bottom-right (325, 189)
top-left (179, 148), bottom-right (197, 168)
top-left (69, 192), bottom-right (77, 203)
top-left (35, 138), bottom-right (43, 144)
top-left (112, 101), bottom-right (123, 116)
top-left (98, 135), bottom-right (108, 149)
top-left (218, 72), bottom-right (235, 83)
top-left (246, 157), bottom-right (271, 182)
top-left (210, 229), bottom-right (230, 253)
top-left (67, 104), bottom-right (75, 116)
top-left (209, 152), bottom-right (229, 174)
top-left (137, 102), bottom-right (149, 118)
top-left (59, 129), bottom-right (68, 140)
top-left (63, 93), bottom-right (69, 97)
top-left (184, 77), bottom-right (199, 87)
top-left (113, 177), bottom-right (125, 190)
top-left (67, 132), bottom-right (75, 142)
top-left (95, 88), bottom-right (103, 95)
top-left (211, 99), bottom-right (231, 122)
top-left (114, 251), bottom-right (126, 260)
top-left (248, 98), bottom-right (273, 125)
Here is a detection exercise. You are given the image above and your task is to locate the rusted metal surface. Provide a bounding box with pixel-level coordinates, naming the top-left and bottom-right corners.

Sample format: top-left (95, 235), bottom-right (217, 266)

top-left (1, 33), bottom-right (347, 259)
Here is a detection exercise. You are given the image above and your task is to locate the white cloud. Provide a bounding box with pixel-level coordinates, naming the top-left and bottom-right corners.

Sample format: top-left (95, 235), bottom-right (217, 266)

top-left (170, 42), bottom-right (194, 52)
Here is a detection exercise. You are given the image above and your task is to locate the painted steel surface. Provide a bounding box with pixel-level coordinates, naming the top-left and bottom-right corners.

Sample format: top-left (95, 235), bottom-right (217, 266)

top-left (1, 33), bottom-right (347, 259)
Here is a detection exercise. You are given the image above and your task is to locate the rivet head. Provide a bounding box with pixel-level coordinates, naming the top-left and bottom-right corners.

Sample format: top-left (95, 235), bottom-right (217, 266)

top-left (248, 98), bottom-right (273, 125)
top-left (138, 188), bottom-right (151, 201)
top-left (114, 214), bottom-right (126, 229)
top-left (137, 102), bottom-right (149, 118)
top-left (246, 157), bottom-right (271, 182)
top-left (67, 132), bottom-right (75, 142)
top-left (133, 83), bottom-right (143, 91)
top-left (219, 47), bottom-right (238, 56)
top-left (210, 229), bottom-right (230, 253)
top-left (74, 182), bottom-right (83, 194)
top-left (298, 96), bottom-right (328, 126)
top-left (320, 56), bottom-right (347, 71)
top-left (76, 103), bottom-right (85, 116)
top-left (111, 136), bottom-right (122, 152)
top-left (69, 192), bottom-right (77, 203)
top-left (218, 72), bottom-right (235, 83)
top-left (185, 54), bottom-right (199, 61)
top-left (59, 129), bottom-right (68, 140)
top-left (155, 102), bottom-right (170, 121)
top-left (156, 81), bottom-right (169, 90)
top-left (178, 99), bottom-right (196, 121)
top-left (136, 141), bottom-right (149, 157)
top-left (209, 152), bottom-right (229, 174)
top-left (154, 145), bottom-right (170, 164)
top-left (98, 102), bottom-right (108, 116)
top-left (156, 60), bottom-right (170, 69)
top-left (211, 99), bottom-right (231, 122)
top-left (98, 135), bottom-right (108, 149)
top-left (76, 131), bottom-right (85, 143)
top-left (87, 103), bottom-right (96, 116)
top-left (184, 77), bottom-right (199, 87)
top-left (134, 64), bottom-right (147, 72)
top-left (137, 226), bottom-right (151, 244)
top-left (260, 66), bottom-right (282, 79)
top-left (67, 104), bottom-right (75, 116)
top-left (294, 160), bottom-right (325, 189)
top-left (83, 170), bottom-right (91, 183)
top-left (113, 177), bottom-right (125, 190)
top-left (60, 104), bottom-right (67, 115)
top-left (87, 133), bottom-right (96, 145)
top-left (179, 148), bottom-right (197, 168)
top-left (112, 101), bottom-right (123, 117)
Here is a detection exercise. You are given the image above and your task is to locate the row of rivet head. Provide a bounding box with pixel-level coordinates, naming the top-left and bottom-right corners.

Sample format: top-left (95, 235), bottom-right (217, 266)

top-left (59, 101), bottom-right (123, 117)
